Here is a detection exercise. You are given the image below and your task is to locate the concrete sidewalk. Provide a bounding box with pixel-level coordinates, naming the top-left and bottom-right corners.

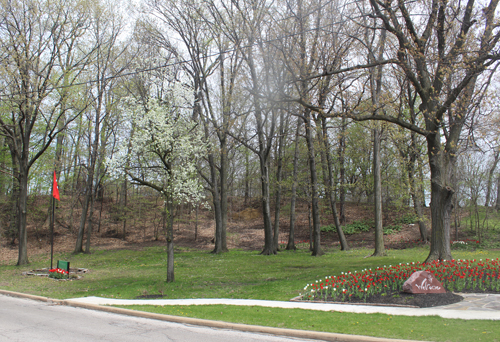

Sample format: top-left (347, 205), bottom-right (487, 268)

top-left (67, 293), bottom-right (500, 320)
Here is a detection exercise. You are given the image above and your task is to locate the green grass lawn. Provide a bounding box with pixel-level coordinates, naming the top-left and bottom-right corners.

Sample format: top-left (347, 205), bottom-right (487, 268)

top-left (118, 305), bottom-right (500, 342)
top-left (1, 246), bottom-right (500, 341)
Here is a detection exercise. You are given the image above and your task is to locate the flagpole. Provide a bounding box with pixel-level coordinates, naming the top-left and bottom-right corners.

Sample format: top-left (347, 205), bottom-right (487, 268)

top-left (50, 173), bottom-right (55, 270)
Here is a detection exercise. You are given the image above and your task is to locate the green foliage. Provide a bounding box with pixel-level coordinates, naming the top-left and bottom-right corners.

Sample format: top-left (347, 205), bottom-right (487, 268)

top-left (321, 221), bottom-right (373, 235)
top-left (395, 213), bottom-right (418, 225)
top-left (320, 224), bottom-right (336, 233)
top-left (383, 224), bottom-right (402, 235)
top-left (342, 220), bottom-right (373, 235)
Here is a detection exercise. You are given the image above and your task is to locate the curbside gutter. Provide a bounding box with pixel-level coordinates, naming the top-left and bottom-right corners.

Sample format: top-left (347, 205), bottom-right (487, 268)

top-left (0, 289), bottom-right (425, 342)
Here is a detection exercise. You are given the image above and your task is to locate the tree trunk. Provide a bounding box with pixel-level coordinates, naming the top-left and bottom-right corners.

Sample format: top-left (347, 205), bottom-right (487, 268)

top-left (413, 194), bottom-right (427, 241)
top-left (8, 179), bottom-right (19, 245)
top-left (485, 151), bottom-right (499, 207)
top-left (372, 128), bottom-right (385, 256)
top-left (318, 116), bottom-right (349, 250)
top-left (245, 42), bottom-right (276, 256)
top-left (75, 110), bottom-right (100, 254)
top-left (209, 151), bottom-right (223, 254)
top-left (496, 176), bottom-right (500, 211)
top-left (273, 110), bottom-right (286, 250)
top-left (16, 165), bottom-right (29, 265)
top-left (287, 118), bottom-right (302, 250)
top-left (75, 188), bottom-right (90, 254)
top-left (195, 204), bottom-right (199, 241)
top-left (7, 152), bottom-right (19, 245)
top-left (220, 136), bottom-right (229, 252)
top-left (166, 195), bottom-right (175, 282)
top-left (406, 115), bottom-right (427, 241)
top-left (244, 149), bottom-right (250, 206)
top-left (425, 134), bottom-right (453, 262)
top-left (121, 178), bottom-right (128, 239)
top-left (259, 154), bottom-right (276, 255)
top-left (338, 116), bottom-right (347, 224)
top-left (304, 112), bottom-right (323, 256)
top-left (85, 193), bottom-right (95, 254)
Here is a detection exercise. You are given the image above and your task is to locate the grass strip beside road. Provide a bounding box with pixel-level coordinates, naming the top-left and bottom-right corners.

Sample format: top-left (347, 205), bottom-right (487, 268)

top-left (116, 304), bottom-right (500, 342)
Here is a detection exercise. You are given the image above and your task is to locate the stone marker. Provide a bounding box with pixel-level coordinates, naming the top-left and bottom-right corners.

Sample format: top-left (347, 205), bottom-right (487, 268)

top-left (403, 270), bottom-right (446, 294)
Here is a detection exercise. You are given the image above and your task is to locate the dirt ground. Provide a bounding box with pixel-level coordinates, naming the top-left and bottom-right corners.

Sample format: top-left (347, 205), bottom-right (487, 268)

top-left (0, 196), bottom-right (437, 264)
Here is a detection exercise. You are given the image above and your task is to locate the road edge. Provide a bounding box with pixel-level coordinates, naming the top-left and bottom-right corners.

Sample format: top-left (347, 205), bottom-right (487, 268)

top-left (0, 289), bottom-right (425, 342)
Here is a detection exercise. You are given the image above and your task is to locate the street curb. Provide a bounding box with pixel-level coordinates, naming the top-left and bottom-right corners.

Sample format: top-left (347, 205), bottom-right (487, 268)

top-left (0, 290), bottom-right (425, 342)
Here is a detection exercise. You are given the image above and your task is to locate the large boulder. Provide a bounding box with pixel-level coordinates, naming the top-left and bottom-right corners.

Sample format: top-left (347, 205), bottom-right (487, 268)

top-left (403, 270), bottom-right (446, 294)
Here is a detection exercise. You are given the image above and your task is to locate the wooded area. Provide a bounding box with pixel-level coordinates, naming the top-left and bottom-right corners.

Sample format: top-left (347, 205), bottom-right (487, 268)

top-left (1, 0), bottom-right (500, 278)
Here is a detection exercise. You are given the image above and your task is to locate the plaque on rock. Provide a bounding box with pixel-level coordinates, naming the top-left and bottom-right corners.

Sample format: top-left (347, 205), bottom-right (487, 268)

top-left (403, 271), bottom-right (446, 294)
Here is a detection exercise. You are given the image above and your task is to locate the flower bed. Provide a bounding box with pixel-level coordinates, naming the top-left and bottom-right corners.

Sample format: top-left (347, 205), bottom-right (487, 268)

top-left (301, 258), bottom-right (500, 303)
top-left (48, 268), bottom-right (69, 280)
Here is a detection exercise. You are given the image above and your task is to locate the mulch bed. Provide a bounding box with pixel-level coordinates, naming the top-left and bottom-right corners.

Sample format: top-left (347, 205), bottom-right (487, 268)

top-left (345, 291), bottom-right (463, 308)
top-left (297, 291), bottom-right (464, 308)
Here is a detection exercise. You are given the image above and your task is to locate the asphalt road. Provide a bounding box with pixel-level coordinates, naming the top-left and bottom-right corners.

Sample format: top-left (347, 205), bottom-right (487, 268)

top-left (0, 294), bottom-right (318, 342)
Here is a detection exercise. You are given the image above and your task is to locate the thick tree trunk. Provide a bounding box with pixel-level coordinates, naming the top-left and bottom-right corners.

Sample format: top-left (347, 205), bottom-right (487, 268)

top-left (426, 182), bottom-right (453, 261)
top-left (425, 134), bottom-right (453, 262)
top-left (372, 128), bottom-right (385, 256)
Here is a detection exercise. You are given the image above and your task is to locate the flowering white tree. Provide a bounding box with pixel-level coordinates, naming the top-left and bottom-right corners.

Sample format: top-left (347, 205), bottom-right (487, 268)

top-left (108, 84), bottom-right (207, 282)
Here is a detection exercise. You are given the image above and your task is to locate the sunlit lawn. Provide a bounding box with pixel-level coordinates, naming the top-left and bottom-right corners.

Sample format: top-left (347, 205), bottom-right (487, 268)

top-left (1, 246), bottom-right (500, 342)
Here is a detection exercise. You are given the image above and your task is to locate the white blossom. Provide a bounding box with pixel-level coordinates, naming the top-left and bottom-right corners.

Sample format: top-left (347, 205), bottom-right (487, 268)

top-left (107, 85), bottom-right (208, 206)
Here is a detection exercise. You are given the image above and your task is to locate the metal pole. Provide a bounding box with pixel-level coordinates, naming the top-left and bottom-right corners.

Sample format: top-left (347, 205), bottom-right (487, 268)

top-left (50, 175), bottom-right (55, 269)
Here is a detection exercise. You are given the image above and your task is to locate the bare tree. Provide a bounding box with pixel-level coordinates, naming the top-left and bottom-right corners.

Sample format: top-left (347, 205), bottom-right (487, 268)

top-left (355, 0), bottom-right (500, 261)
top-left (0, 0), bottom-right (92, 264)
top-left (74, 2), bottom-right (129, 254)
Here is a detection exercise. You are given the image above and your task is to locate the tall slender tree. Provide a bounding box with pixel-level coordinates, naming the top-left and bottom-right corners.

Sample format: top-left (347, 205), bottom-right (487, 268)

top-left (0, 0), bottom-right (92, 264)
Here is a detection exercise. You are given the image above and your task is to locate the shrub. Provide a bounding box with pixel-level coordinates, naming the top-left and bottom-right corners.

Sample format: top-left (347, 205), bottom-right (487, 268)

top-left (343, 220), bottom-right (372, 235)
top-left (383, 224), bottom-right (402, 235)
top-left (321, 220), bottom-right (373, 235)
top-left (320, 224), bottom-right (336, 233)
top-left (396, 213), bottom-right (418, 225)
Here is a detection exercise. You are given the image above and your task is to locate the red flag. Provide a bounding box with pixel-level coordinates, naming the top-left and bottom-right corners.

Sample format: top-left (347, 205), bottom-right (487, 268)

top-left (52, 171), bottom-right (60, 201)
